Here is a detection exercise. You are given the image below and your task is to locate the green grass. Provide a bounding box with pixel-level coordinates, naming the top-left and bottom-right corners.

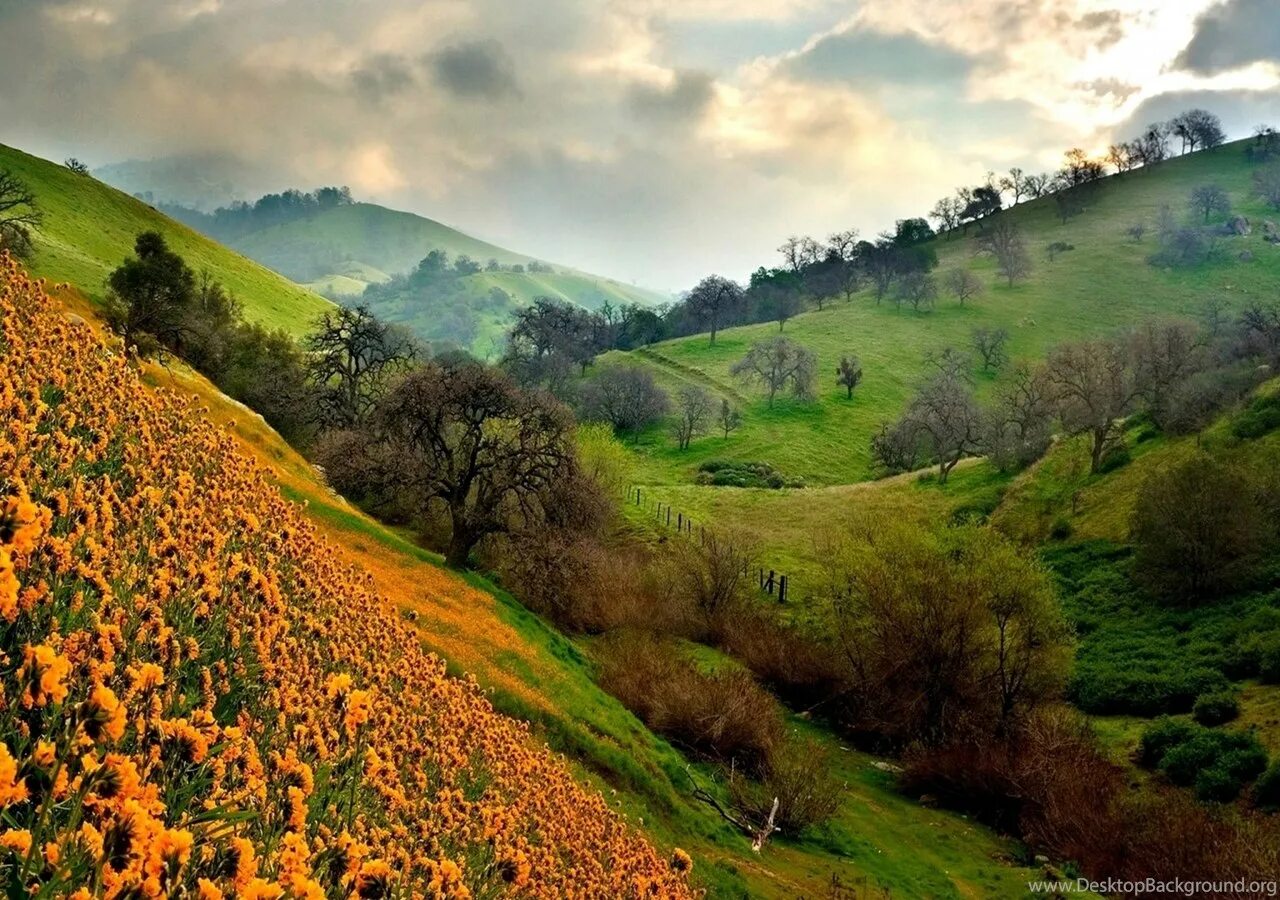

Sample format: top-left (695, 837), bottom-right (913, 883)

top-left (618, 138), bottom-right (1280, 489)
top-left (1, 143), bottom-right (332, 335)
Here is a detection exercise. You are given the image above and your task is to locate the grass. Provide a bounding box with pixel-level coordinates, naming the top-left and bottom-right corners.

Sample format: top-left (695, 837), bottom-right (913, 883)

top-left (617, 137), bottom-right (1280, 488)
top-left (117, 301), bottom-right (1044, 898)
top-left (1, 143), bottom-right (332, 335)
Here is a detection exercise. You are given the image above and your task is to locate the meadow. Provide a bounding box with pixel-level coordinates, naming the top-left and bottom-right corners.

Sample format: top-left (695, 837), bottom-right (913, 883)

top-left (617, 138), bottom-right (1280, 487)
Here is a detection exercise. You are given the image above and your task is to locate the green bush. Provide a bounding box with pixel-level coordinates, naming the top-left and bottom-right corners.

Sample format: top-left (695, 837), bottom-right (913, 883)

top-left (1097, 444), bottom-right (1131, 473)
top-left (1252, 762), bottom-right (1280, 810)
top-left (1193, 690), bottom-right (1240, 726)
top-left (1159, 734), bottom-right (1224, 786)
top-left (695, 460), bottom-right (798, 489)
top-left (1049, 517), bottom-right (1074, 541)
top-left (1195, 764), bottom-right (1245, 803)
top-left (1139, 717), bottom-right (1197, 767)
top-left (1232, 394), bottom-right (1280, 440)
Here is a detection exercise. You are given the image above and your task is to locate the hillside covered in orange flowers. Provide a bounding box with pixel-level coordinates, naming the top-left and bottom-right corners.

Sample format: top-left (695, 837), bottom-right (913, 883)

top-left (0, 254), bottom-right (693, 896)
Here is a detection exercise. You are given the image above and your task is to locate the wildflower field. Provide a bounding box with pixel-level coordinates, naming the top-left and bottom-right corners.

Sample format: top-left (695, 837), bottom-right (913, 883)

top-left (0, 254), bottom-right (693, 897)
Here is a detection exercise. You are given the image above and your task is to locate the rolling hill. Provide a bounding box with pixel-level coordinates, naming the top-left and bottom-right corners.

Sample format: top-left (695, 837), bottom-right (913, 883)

top-left (0, 143), bottom-right (332, 335)
top-left (143, 192), bottom-right (669, 355)
top-left (617, 138), bottom-right (1280, 488)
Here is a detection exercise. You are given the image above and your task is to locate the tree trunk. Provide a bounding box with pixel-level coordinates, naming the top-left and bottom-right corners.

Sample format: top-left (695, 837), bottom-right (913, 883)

top-left (445, 519), bottom-right (476, 569)
top-left (1089, 429), bottom-right (1108, 474)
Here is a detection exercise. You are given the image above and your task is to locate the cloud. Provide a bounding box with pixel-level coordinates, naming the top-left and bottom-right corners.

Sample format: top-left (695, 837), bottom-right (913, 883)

top-left (429, 39), bottom-right (520, 100)
top-left (627, 70), bottom-right (716, 122)
top-left (3, 1), bottom-right (1278, 291)
top-left (1175, 0), bottom-right (1280, 75)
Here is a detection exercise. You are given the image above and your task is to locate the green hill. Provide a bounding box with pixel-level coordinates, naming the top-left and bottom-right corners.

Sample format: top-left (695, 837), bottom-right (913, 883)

top-left (0, 144), bottom-right (331, 336)
top-left (616, 138), bottom-right (1279, 489)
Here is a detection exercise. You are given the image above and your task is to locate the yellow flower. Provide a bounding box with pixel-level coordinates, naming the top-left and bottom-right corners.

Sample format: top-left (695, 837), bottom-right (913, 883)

top-left (21, 643), bottom-right (70, 707)
top-left (0, 744), bottom-right (29, 808)
top-left (0, 829), bottom-right (32, 856)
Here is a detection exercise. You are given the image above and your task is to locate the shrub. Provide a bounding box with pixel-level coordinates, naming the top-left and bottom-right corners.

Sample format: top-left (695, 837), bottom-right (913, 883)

top-left (579, 365), bottom-right (670, 432)
top-left (695, 460), bottom-right (792, 489)
top-left (1130, 454), bottom-right (1269, 605)
top-left (1253, 762), bottom-right (1280, 811)
top-left (729, 736), bottom-right (842, 835)
top-left (1139, 717), bottom-right (1197, 767)
top-left (1193, 690), bottom-right (1241, 726)
top-left (1049, 517), bottom-right (1074, 541)
top-left (1096, 443), bottom-right (1131, 473)
top-left (595, 631), bottom-right (783, 768)
top-left (1232, 393), bottom-right (1280, 440)
top-left (1196, 764), bottom-right (1246, 803)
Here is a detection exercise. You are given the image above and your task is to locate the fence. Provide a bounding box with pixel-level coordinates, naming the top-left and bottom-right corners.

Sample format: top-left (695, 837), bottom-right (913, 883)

top-left (627, 486), bottom-right (793, 603)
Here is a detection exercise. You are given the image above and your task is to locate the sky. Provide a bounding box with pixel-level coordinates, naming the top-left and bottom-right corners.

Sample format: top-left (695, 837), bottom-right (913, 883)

top-left (2, 0), bottom-right (1279, 291)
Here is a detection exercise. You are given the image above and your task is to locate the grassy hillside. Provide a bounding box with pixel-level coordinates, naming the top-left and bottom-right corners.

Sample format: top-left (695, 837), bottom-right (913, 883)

top-left (34, 268), bottom-right (1043, 895)
top-left (0, 259), bottom-right (692, 895)
top-left (618, 138), bottom-right (1279, 488)
top-left (0, 143), bottom-right (331, 335)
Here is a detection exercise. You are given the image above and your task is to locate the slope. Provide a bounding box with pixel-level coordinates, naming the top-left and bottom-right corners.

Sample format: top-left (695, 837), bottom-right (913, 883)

top-left (35, 268), bottom-right (1043, 896)
top-left (1, 143), bottom-right (331, 335)
top-left (0, 258), bottom-right (690, 895)
top-left (617, 137), bottom-right (1279, 489)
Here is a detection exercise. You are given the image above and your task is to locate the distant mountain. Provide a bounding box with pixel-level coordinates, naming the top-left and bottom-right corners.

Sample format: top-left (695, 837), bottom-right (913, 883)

top-left (146, 189), bottom-right (668, 356)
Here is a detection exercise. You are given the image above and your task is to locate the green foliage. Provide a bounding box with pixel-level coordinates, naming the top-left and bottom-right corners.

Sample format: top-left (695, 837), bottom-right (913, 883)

top-left (695, 459), bottom-right (798, 489)
top-left (1232, 393), bottom-right (1280, 439)
top-left (1193, 690), bottom-right (1241, 726)
top-left (1253, 762), bottom-right (1280, 810)
top-left (1140, 719), bottom-right (1267, 802)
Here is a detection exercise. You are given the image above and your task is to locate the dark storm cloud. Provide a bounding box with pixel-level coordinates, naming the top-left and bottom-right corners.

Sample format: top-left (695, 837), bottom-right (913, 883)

top-left (1176, 0), bottom-right (1280, 75)
top-left (352, 55), bottom-right (417, 104)
top-left (627, 70), bottom-right (715, 122)
top-left (429, 39), bottom-right (520, 100)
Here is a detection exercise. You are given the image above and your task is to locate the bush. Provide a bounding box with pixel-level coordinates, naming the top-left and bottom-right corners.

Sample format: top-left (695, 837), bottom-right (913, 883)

top-left (595, 631), bottom-right (783, 768)
top-left (695, 460), bottom-right (797, 489)
top-left (1139, 717), bottom-right (1197, 767)
top-left (1193, 690), bottom-right (1241, 726)
top-left (729, 737), bottom-right (841, 835)
top-left (1232, 393), bottom-right (1280, 440)
top-left (1252, 762), bottom-right (1280, 810)
top-left (1070, 665), bottom-right (1228, 716)
top-left (1130, 454), bottom-right (1268, 605)
top-left (1196, 764), bottom-right (1246, 803)
top-left (1096, 444), bottom-right (1131, 473)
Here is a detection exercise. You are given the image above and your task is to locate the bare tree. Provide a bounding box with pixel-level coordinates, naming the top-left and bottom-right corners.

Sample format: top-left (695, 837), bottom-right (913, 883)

top-left (895, 271), bottom-right (937, 312)
top-left (0, 170), bottom-right (42, 257)
top-left (686, 275), bottom-right (745, 346)
top-left (730, 336), bottom-right (817, 406)
top-left (984, 364), bottom-right (1054, 470)
top-left (373, 362), bottom-right (576, 567)
top-left (836, 354), bottom-right (863, 399)
top-left (1128, 321), bottom-right (1203, 429)
top-left (1044, 338), bottom-right (1140, 473)
top-left (1254, 164), bottom-right (1280, 211)
top-left (1021, 173), bottom-right (1052, 199)
top-left (307, 304), bottom-right (418, 429)
top-left (906, 366), bottom-right (983, 482)
top-left (672, 385), bottom-right (714, 450)
top-left (579, 365), bottom-right (670, 432)
top-left (943, 268), bottom-right (984, 306)
top-left (1189, 184), bottom-right (1231, 223)
top-left (718, 398), bottom-right (742, 439)
top-left (929, 196), bottom-right (964, 236)
top-left (980, 221), bottom-right (1033, 287)
top-left (971, 327), bottom-right (1010, 372)
top-left (826, 230), bottom-right (863, 299)
top-left (998, 167), bottom-right (1026, 205)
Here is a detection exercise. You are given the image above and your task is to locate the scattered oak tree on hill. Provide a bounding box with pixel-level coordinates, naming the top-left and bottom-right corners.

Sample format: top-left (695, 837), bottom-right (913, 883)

top-left (104, 231), bottom-right (196, 355)
top-left (0, 169), bottom-right (41, 257)
top-left (372, 362), bottom-right (576, 567)
top-left (579, 365), bottom-right (670, 433)
top-left (836, 354), bottom-right (863, 400)
top-left (306, 303), bottom-right (418, 429)
top-left (980, 221), bottom-right (1033, 287)
top-left (943, 268), bottom-right (984, 306)
top-left (731, 336), bottom-right (817, 407)
top-left (1254, 164), bottom-right (1280, 211)
top-left (718, 398), bottom-right (742, 439)
top-left (672, 385), bottom-right (714, 450)
top-left (686, 275), bottom-right (745, 346)
top-left (971, 327), bottom-right (1009, 372)
top-left (1044, 337), bottom-right (1139, 474)
top-left (1190, 183), bottom-right (1231, 223)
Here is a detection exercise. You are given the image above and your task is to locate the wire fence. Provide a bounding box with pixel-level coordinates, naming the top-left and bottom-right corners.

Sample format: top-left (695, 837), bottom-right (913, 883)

top-left (627, 486), bottom-right (794, 603)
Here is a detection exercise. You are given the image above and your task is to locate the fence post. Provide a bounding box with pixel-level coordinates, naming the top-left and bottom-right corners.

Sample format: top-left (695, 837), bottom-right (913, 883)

top-left (779, 575), bottom-right (788, 604)
top-left (678, 512), bottom-right (683, 531)
top-left (666, 506), bottom-right (671, 526)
